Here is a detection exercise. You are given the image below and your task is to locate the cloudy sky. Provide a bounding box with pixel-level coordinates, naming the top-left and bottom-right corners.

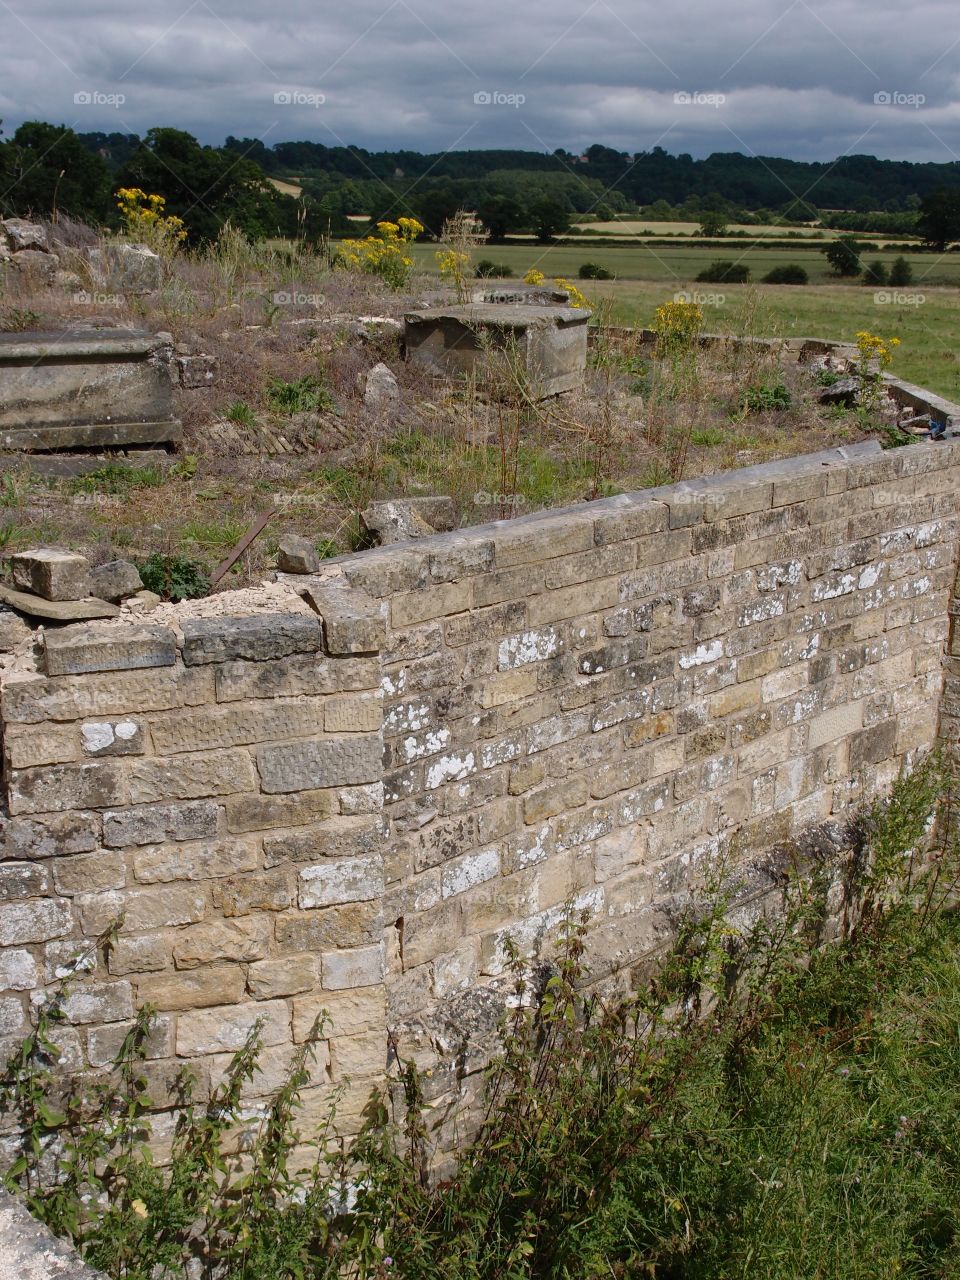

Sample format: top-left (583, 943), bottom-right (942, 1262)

top-left (1, 0), bottom-right (958, 162)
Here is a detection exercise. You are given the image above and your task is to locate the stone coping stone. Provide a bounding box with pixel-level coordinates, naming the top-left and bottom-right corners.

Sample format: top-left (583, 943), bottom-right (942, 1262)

top-left (181, 612), bottom-right (322, 665)
top-left (882, 373), bottom-right (960, 435)
top-left (0, 1189), bottom-right (107, 1279)
top-left (405, 303), bottom-right (589, 329)
top-left (0, 328), bottom-right (162, 360)
top-left (314, 439), bottom-right (889, 576)
top-left (0, 585), bottom-right (119, 621)
top-left (44, 623), bottom-right (177, 676)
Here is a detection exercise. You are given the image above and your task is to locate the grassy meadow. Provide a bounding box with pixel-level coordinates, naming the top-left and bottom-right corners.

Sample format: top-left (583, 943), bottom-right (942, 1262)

top-left (407, 240), bottom-right (960, 399)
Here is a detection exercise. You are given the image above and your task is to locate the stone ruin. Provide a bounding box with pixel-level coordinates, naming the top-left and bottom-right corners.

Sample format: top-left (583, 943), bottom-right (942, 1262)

top-left (404, 302), bottom-right (591, 399)
top-left (0, 436), bottom-right (956, 1195)
top-left (0, 328), bottom-right (182, 453)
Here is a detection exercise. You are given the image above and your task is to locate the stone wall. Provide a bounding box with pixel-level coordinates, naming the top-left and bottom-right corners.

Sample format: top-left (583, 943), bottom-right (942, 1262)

top-left (0, 436), bottom-right (958, 1160)
top-left (0, 594), bottom-right (389, 1152)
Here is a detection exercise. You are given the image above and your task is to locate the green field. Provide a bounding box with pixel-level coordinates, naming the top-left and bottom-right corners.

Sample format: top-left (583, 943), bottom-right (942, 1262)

top-left (589, 282), bottom-right (960, 400)
top-left (409, 240), bottom-right (960, 286)
top-left (574, 218), bottom-right (914, 243)
top-left (408, 241), bottom-right (960, 399)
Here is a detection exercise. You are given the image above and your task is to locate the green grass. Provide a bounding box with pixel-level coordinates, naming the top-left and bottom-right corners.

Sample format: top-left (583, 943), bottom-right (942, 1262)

top-left (410, 242), bottom-right (960, 399)
top-left (591, 281), bottom-right (960, 400)
top-left (409, 240), bottom-right (960, 287)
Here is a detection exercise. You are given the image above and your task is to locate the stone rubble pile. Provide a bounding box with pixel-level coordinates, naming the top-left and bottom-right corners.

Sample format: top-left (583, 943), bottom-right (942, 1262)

top-left (0, 548), bottom-right (153, 626)
top-left (0, 218), bottom-right (163, 295)
top-left (0, 218), bottom-right (69, 286)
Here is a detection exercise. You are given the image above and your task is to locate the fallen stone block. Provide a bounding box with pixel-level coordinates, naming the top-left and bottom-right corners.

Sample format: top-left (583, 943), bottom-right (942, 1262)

top-left (87, 242), bottom-right (162, 294)
top-left (301, 584), bottom-right (386, 655)
top-left (361, 361), bottom-right (400, 409)
top-left (0, 586), bottom-right (119, 622)
top-left (817, 377), bottom-right (859, 406)
top-left (361, 496), bottom-right (455, 545)
top-left (43, 623), bottom-right (177, 676)
top-left (276, 533), bottom-right (320, 575)
top-left (176, 352), bottom-right (218, 388)
top-left (2, 218), bottom-right (49, 253)
top-left (89, 560), bottom-right (142, 602)
top-left (0, 327), bottom-right (181, 451)
top-left (11, 548), bottom-right (91, 601)
top-left (10, 249), bottom-right (59, 279)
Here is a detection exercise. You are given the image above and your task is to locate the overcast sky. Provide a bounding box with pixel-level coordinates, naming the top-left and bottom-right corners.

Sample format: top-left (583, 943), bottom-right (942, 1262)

top-left (1, 0), bottom-right (958, 163)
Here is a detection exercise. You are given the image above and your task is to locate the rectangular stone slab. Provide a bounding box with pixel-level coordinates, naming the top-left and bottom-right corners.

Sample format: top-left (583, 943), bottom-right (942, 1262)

top-left (44, 623), bottom-right (177, 676)
top-left (181, 613), bottom-right (321, 664)
top-left (0, 327), bottom-right (182, 452)
top-left (0, 584), bottom-right (119, 620)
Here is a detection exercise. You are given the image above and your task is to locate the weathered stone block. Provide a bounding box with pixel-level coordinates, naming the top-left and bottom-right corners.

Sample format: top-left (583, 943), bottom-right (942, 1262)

top-left (292, 986), bottom-right (384, 1041)
top-left (176, 352), bottom-right (218, 388)
top-left (102, 799), bottom-right (218, 847)
top-left (136, 964), bottom-right (246, 1011)
top-left (62, 981), bottom-right (133, 1024)
top-left (302, 584), bottom-right (386, 655)
top-left (218, 868), bottom-right (295, 916)
top-left (257, 736), bottom-right (382, 794)
top-left (78, 885), bottom-right (206, 933)
top-left (44, 623), bottom-right (176, 676)
top-left (126, 749), bottom-right (256, 803)
top-left (0, 606), bottom-right (31, 653)
top-left (107, 933), bottom-right (170, 974)
top-left (2, 667), bottom-right (212, 724)
top-left (0, 860), bottom-right (50, 899)
top-left (133, 839), bottom-right (259, 883)
top-left (214, 654), bottom-right (378, 703)
top-left (89, 560), bottom-right (143, 602)
top-left (227, 793), bottom-right (339, 842)
top-left (181, 613), bottom-right (321, 665)
top-left (3, 724), bottom-right (77, 769)
top-left (263, 816), bottom-right (381, 866)
top-left (298, 856), bottom-right (383, 907)
top-left (322, 943), bottom-right (384, 990)
top-left (149, 700), bottom-right (325, 755)
top-left (176, 999), bottom-right (290, 1056)
top-left (11, 548), bottom-right (90, 601)
top-left (172, 917), bottom-right (272, 969)
top-left (8, 760), bottom-right (125, 815)
top-left (361, 497), bottom-right (454, 545)
top-left (275, 900), bottom-right (382, 951)
top-left (80, 718), bottom-right (144, 757)
top-left (0, 947), bottom-right (38, 991)
top-left (405, 303), bottom-right (590, 398)
top-left (87, 242), bottom-right (162, 293)
top-left (276, 534), bottom-right (320, 575)
top-left (50, 850), bottom-right (125, 895)
top-left (247, 955), bottom-right (320, 1000)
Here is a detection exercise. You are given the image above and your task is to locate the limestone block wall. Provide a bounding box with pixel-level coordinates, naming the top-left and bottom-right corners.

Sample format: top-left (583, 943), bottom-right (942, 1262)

top-left (326, 437), bottom-right (960, 1132)
top-left (0, 436), bottom-right (958, 1159)
top-left (0, 597), bottom-right (388, 1147)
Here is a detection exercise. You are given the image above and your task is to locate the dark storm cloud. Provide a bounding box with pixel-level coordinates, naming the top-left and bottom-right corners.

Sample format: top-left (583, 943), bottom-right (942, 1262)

top-left (1, 0), bottom-right (958, 162)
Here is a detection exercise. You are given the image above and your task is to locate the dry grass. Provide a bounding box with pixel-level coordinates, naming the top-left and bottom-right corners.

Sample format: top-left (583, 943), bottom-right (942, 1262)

top-left (0, 227), bottom-right (878, 590)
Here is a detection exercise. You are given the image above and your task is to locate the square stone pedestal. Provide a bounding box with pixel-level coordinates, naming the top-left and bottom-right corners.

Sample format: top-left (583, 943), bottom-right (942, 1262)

top-left (404, 303), bottom-right (590, 398)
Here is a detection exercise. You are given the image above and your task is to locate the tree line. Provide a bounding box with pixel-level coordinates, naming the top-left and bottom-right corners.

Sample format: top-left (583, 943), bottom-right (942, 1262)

top-left (2, 121), bottom-right (960, 248)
